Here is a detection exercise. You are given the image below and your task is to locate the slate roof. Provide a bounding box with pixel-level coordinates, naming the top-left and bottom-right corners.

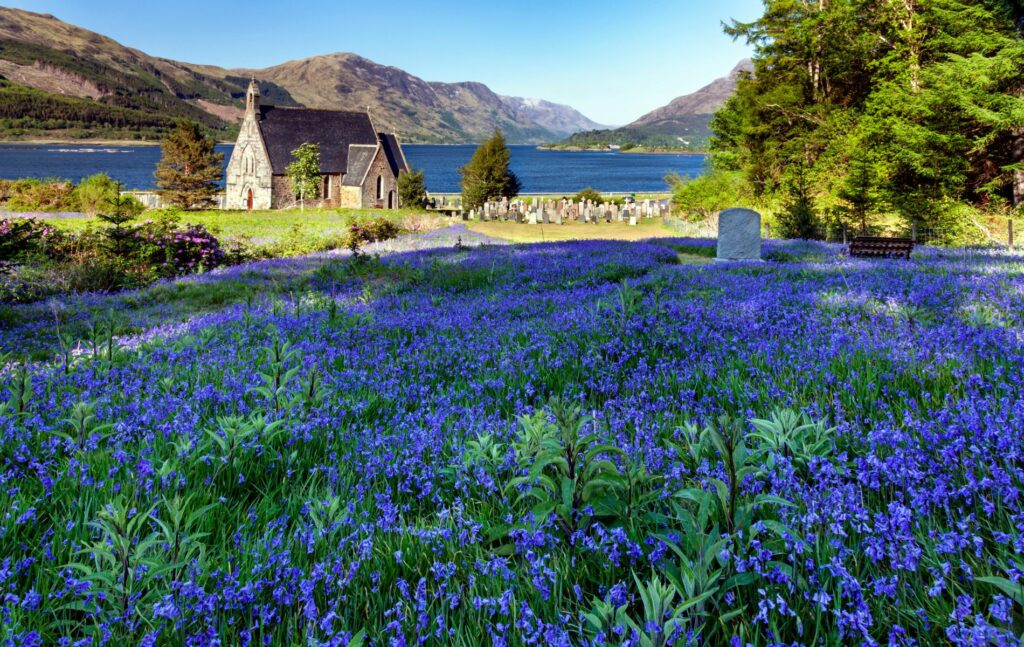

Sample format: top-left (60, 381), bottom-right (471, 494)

top-left (257, 105), bottom-right (378, 174)
top-left (342, 145), bottom-right (378, 187)
top-left (379, 133), bottom-right (408, 177)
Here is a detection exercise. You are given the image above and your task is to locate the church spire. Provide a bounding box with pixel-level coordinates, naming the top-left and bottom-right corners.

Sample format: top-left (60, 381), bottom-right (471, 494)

top-left (246, 76), bottom-right (260, 115)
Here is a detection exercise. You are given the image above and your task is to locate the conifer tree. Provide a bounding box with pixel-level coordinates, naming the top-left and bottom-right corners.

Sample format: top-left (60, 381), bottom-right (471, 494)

top-left (154, 121), bottom-right (224, 210)
top-left (397, 168), bottom-right (428, 209)
top-left (777, 161), bottom-right (819, 240)
top-left (714, 0), bottom-right (1024, 232)
top-left (97, 181), bottom-right (144, 258)
top-left (459, 129), bottom-right (521, 210)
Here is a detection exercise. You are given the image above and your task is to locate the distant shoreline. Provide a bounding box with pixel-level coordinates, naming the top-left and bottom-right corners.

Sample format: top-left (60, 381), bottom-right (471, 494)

top-left (536, 146), bottom-right (708, 155)
top-left (0, 139), bottom-right (165, 147)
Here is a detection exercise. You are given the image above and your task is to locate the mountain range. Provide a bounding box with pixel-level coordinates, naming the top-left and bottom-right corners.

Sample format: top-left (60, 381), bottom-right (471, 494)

top-left (0, 7), bottom-right (743, 148)
top-left (0, 8), bottom-right (607, 144)
top-left (555, 59), bottom-right (753, 150)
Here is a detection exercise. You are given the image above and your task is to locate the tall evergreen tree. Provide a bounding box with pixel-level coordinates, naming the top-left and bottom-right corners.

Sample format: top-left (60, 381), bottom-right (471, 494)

top-left (714, 0), bottom-right (1024, 232)
top-left (459, 129), bottom-right (521, 210)
top-left (397, 168), bottom-right (429, 209)
top-left (154, 120), bottom-right (224, 210)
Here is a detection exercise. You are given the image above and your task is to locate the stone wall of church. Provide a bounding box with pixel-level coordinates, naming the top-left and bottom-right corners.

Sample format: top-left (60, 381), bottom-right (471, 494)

top-left (360, 147), bottom-right (400, 209)
top-left (271, 176), bottom-right (295, 209)
top-left (339, 186), bottom-right (362, 209)
top-left (225, 113), bottom-right (273, 210)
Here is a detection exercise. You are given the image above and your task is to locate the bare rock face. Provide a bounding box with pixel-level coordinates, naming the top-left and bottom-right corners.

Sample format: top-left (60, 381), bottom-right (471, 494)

top-left (717, 208), bottom-right (762, 261)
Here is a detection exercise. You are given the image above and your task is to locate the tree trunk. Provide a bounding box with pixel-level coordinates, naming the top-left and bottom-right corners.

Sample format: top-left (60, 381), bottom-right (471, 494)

top-left (1014, 129), bottom-right (1024, 207)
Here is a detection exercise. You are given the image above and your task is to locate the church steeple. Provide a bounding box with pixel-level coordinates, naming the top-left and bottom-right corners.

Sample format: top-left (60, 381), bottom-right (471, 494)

top-left (246, 77), bottom-right (260, 115)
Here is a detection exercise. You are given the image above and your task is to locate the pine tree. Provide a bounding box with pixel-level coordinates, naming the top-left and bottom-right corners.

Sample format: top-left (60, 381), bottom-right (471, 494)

top-left (713, 0), bottom-right (1024, 231)
top-left (777, 161), bottom-right (819, 240)
top-left (154, 121), bottom-right (224, 210)
top-left (838, 153), bottom-right (878, 233)
top-left (286, 143), bottom-right (321, 212)
top-left (397, 168), bottom-right (428, 209)
top-left (97, 181), bottom-right (144, 258)
top-left (459, 129), bottom-right (521, 210)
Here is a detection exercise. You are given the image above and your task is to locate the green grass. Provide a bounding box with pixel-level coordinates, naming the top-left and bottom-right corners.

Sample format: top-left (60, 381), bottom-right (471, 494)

top-left (46, 208), bottom-right (443, 255)
top-left (465, 218), bottom-right (675, 243)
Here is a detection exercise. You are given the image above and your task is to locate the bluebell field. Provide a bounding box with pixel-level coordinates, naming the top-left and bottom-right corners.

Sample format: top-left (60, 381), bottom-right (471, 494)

top-left (1, 237), bottom-right (1023, 646)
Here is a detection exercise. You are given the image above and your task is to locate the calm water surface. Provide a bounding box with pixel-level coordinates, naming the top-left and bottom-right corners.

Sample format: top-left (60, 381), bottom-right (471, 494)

top-left (0, 143), bottom-right (706, 194)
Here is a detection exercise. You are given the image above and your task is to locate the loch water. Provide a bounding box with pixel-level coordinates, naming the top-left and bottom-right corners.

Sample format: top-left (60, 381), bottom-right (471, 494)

top-left (0, 143), bottom-right (706, 194)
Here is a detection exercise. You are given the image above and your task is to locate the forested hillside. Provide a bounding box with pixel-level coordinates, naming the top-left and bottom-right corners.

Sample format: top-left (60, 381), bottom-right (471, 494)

top-left (710, 0), bottom-right (1024, 237)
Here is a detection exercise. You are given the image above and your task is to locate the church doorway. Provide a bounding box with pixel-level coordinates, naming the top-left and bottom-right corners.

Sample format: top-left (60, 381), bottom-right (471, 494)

top-left (387, 190), bottom-right (395, 209)
top-left (246, 188), bottom-right (253, 210)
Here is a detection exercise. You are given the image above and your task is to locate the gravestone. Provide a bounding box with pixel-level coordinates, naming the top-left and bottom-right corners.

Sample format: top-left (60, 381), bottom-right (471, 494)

top-left (541, 207), bottom-right (550, 224)
top-left (716, 208), bottom-right (762, 261)
top-left (628, 214), bottom-right (637, 226)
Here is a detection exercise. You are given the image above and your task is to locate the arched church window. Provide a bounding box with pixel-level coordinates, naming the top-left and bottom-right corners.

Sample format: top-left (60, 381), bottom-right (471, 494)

top-left (377, 175), bottom-right (384, 201)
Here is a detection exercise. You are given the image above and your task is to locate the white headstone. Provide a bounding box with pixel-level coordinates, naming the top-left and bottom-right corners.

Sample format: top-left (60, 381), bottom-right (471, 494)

top-left (716, 208), bottom-right (762, 261)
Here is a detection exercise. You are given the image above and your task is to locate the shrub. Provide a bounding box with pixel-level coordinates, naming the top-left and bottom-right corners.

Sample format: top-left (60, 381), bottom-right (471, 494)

top-left (576, 187), bottom-right (603, 203)
top-left (668, 168), bottom-right (747, 222)
top-left (74, 174), bottom-right (120, 216)
top-left (349, 218), bottom-right (400, 248)
top-left (3, 178), bottom-right (79, 212)
top-left (0, 218), bottom-right (57, 270)
top-left (137, 222), bottom-right (225, 278)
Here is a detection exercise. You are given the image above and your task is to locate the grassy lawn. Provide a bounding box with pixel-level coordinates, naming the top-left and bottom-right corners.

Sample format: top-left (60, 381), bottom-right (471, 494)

top-left (45, 208), bottom-right (444, 255)
top-left (464, 217), bottom-right (676, 243)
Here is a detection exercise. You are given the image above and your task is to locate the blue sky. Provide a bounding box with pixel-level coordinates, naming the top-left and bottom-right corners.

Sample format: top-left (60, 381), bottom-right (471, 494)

top-left (9, 0), bottom-right (762, 125)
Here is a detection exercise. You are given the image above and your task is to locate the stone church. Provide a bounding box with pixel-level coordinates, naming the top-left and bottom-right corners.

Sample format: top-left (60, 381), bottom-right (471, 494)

top-left (225, 79), bottom-right (408, 210)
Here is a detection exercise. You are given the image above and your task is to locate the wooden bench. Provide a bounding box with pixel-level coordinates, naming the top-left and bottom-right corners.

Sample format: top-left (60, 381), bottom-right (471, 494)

top-left (848, 236), bottom-right (914, 259)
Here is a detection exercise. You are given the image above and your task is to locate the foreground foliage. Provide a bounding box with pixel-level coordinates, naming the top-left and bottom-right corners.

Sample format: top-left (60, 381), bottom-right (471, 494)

top-left (1, 239), bottom-right (1024, 645)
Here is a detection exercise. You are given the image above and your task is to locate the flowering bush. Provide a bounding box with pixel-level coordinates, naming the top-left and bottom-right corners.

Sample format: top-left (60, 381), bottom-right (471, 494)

top-left (0, 216), bottom-right (225, 302)
top-left (0, 238), bottom-right (1023, 645)
top-left (347, 217), bottom-right (401, 251)
top-left (137, 221), bottom-right (225, 278)
top-left (0, 217), bottom-right (58, 269)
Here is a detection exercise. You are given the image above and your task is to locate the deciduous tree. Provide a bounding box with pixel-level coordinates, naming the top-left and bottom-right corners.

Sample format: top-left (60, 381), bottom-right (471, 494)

top-left (286, 143), bottom-right (321, 212)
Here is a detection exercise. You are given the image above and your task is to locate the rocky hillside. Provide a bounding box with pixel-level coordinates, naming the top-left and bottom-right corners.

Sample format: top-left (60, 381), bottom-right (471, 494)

top-left (0, 8), bottom-right (600, 144)
top-left (627, 59), bottom-right (752, 135)
top-left (555, 60), bottom-right (753, 150)
top-left (499, 96), bottom-right (605, 138)
top-left (235, 52), bottom-right (601, 144)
